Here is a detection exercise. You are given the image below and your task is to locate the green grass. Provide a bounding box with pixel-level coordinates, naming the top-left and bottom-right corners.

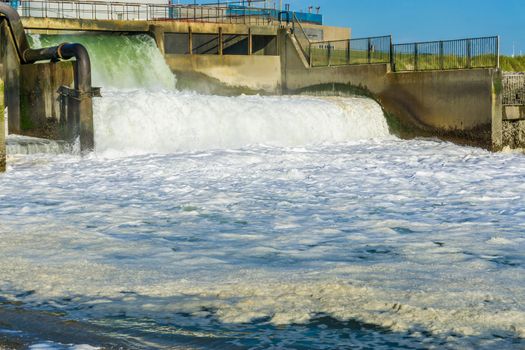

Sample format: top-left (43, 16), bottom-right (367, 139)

top-left (393, 53), bottom-right (498, 71)
top-left (500, 56), bottom-right (525, 72)
top-left (309, 48), bottom-right (389, 67)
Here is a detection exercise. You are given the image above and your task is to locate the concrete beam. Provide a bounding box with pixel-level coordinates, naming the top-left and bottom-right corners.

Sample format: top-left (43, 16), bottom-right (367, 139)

top-left (22, 17), bottom-right (279, 36)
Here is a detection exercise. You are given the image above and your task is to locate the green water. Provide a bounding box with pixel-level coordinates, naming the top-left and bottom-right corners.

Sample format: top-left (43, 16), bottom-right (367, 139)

top-left (28, 33), bottom-right (176, 89)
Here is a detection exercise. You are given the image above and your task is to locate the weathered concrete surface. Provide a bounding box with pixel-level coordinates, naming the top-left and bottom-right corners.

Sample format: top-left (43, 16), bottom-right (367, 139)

top-left (502, 120), bottom-right (525, 149)
top-left (502, 106), bottom-right (525, 148)
top-left (0, 79), bottom-right (4, 172)
top-left (19, 62), bottom-right (73, 139)
top-left (166, 54), bottom-right (281, 93)
top-left (382, 69), bottom-right (502, 148)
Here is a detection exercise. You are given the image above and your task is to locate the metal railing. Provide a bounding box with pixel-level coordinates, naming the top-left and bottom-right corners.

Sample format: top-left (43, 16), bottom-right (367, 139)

top-left (503, 73), bottom-right (525, 106)
top-left (15, 0), bottom-right (275, 24)
top-left (291, 12), bottom-right (311, 62)
top-left (310, 36), bottom-right (391, 67)
top-left (393, 36), bottom-right (499, 72)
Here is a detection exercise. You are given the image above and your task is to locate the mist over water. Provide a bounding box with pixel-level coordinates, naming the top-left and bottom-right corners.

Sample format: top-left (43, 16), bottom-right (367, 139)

top-left (2, 34), bottom-right (523, 349)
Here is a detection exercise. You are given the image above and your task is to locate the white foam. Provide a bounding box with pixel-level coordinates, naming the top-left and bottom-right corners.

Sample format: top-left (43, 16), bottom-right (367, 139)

top-left (0, 140), bottom-right (524, 347)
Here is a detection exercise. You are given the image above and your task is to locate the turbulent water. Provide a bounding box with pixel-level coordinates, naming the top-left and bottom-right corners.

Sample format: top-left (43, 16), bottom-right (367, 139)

top-left (1, 34), bottom-right (524, 349)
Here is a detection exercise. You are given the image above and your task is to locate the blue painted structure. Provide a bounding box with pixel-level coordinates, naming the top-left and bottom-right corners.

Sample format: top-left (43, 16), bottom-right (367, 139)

top-left (226, 6), bottom-right (322, 25)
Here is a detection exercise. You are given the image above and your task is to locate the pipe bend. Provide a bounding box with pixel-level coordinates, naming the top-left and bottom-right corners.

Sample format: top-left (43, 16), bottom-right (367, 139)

top-left (59, 43), bottom-right (92, 92)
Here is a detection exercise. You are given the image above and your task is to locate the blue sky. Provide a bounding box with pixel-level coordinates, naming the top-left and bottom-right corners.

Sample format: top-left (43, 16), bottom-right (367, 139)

top-left (290, 0), bottom-right (524, 55)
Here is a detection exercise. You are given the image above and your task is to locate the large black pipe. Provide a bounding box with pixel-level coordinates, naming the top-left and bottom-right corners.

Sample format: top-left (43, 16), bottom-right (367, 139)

top-left (24, 43), bottom-right (92, 92)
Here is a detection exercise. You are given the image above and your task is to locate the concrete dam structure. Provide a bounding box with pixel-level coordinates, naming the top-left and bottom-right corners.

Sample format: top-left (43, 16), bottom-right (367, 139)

top-left (2, 3), bottom-right (525, 348)
top-left (0, 0), bottom-right (524, 171)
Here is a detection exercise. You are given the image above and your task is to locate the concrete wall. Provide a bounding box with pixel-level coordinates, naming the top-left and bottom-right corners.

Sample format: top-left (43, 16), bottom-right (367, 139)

top-left (301, 23), bottom-right (351, 41)
top-left (382, 69), bottom-right (502, 148)
top-left (20, 62), bottom-right (74, 139)
top-left (166, 54), bottom-right (281, 93)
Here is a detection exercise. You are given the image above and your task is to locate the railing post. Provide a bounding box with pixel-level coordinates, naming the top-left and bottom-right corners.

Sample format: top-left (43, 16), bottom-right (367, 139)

top-left (248, 27), bottom-right (252, 55)
top-left (467, 38), bottom-right (472, 69)
top-left (389, 35), bottom-right (393, 69)
top-left (188, 26), bottom-right (193, 54)
top-left (309, 43), bottom-right (312, 67)
top-left (328, 43), bottom-right (332, 67)
top-left (367, 37), bottom-right (371, 64)
top-left (218, 26), bottom-right (223, 55)
top-left (414, 42), bottom-right (418, 71)
top-left (439, 40), bottom-right (444, 70)
top-left (347, 39), bottom-right (351, 65)
top-left (497, 36), bottom-right (500, 68)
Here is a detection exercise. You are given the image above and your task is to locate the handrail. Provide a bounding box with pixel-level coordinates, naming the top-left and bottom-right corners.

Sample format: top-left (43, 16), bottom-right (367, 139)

top-left (291, 12), bottom-right (311, 63)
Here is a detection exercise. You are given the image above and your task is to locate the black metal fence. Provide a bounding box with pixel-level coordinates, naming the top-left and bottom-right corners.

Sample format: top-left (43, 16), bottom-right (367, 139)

top-left (309, 36), bottom-right (391, 67)
top-left (393, 36), bottom-right (499, 72)
top-left (503, 73), bottom-right (525, 105)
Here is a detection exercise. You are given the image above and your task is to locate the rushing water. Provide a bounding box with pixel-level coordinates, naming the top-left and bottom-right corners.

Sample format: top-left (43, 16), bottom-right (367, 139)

top-left (0, 34), bottom-right (523, 349)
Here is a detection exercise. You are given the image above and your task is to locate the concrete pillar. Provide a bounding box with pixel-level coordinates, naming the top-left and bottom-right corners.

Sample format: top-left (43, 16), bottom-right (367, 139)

top-left (188, 26), bottom-right (193, 54)
top-left (248, 28), bottom-right (252, 55)
top-left (218, 27), bottom-right (223, 55)
top-left (491, 69), bottom-right (504, 151)
top-left (1, 22), bottom-right (20, 134)
top-left (0, 79), bottom-right (4, 172)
